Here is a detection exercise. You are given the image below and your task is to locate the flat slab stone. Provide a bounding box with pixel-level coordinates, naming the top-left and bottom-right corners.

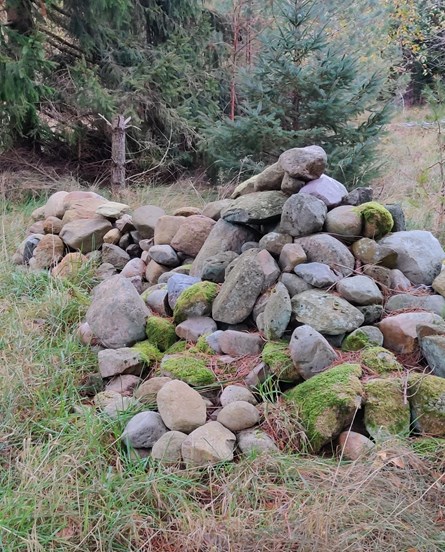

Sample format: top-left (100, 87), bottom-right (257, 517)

top-left (221, 191), bottom-right (288, 225)
top-left (298, 174), bottom-right (348, 207)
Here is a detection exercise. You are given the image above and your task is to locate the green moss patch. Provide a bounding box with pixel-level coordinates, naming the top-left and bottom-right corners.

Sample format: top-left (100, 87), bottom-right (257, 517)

top-left (132, 341), bottom-right (163, 365)
top-left (408, 373), bottom-right (445, 436)
top-left (361, 346), bottom-right (402, 375)
top-left (146, 316), bottom-right (177, 352)
top-left (160, 353), bottom-right (216, 386)
top-left (285, 363), bottom-right (363, 452)
top-left (189, 335), bottom-right (214, 355)
top-left (364, 378), bottom-right (410, 439)
top-left (355, 201), bottom-right (394, 239)
top-left (165, 340), bottom-right (188, 354)
top-left (262, 341), bottom-right (297, 381)
top-left (173, 281), bottom-right (218, 323)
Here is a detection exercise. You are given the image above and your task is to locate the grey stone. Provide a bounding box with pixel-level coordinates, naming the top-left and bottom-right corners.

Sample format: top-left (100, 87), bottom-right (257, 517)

top-left (115, 214), bottom-right (134, 234)
top-left (22, 234), bottom-right (43, 264)
top-left (218, 331), bottom-right (264, 356)
top-left (175, 317), bottom-right (217, 342)
top-left (256, 249), bottom-right (281, 291)
top-left (358, 304), bottom-right (384, 324)
top-left (259, 232), bottom-right (293, 256)
top-left (281, 174), bottom-right (306, 195)
top-left (280, 193), bottom-right (327, 237)
top-left (294, 262), bottom-right (340, 288)
top-left (297, 234), bottom-right (355, 277)
top-left (343, 187), bottom-right (373, 206)
top-left (292, 290), bottom-right (365, 335)
top-left (390, 269), bottom-right (412, 291)
top-left (220, 385), bottom-right (257, 407)
top-left (132, 205), bottom-right (165, 239)
top-left (221, 191), bottom-right (288, 225)
top-left (263, 282), bottom-right (292, 339)
top-left (217, 401), bottom-right (260, 432)
top-left (279, 273), bottom-right (312, 297)
top-left (105, 374), bottom-right (141, 395)
top-left (151, 431), bottom-right (187, 462)
top-left (96, 201), bottom-right (130, 219)
top-left (86, 275), bottom-right (150, 348)
top-left (386, 294), bottom-right (445, 316)
top-left (279, 145), bottom-right (327, 180)
top-left (385, 204), bottom-right (405, 232)
top-left (202, 199), bottom-right (234, 220)
top-left (157, 380), bottom-right (207, 433)
top-left (244, 362), bottom-right (271, 389)
top-left (98, 348), bottom-right (144, 378)
top-left (363, 265), bottom-right (392, 287)
top-left (141, 285), bottom-right (169, 316)
top-left (212, 251), bottom-right (264, 324)
top-left (378, 231), bottom-right (445, 285)
top-left (432, 270), bottom-right (445, 297)
top-left (95, 263), bottom-right (117, 281)
top-left (278, 243), bottom-right (307, 272)
top-left (289, 325), bottom-right (338, 379)
top-left (149, 244), bottom-right (180, 267)
top-left (201, 251), bottom-right (239, 283)
top-left (134, 377), bottom-right (172, 405)
top-left (122, 411), bottom-right (168, 449)
top-left (121, 258), bottom-right (146, 278)
top-left (44, 191), bottom-right (69, 218)
top-left (420, 335), bottom-right (445, 378)
top-left (253, 162), bottom-right (285, 191)
top-left (298, 174), bottom-right (348, 208)
top-left (181, 421), bottom-right (236, 466)
top-left (59, 217), bottom-right (112, 253)
top-left (351, 238), bottom-right (398, 268)
top-left (241, 242), bottom-right (259, 253)
top-left (191, 219), bottom-right (257, 278)
top-left (325, 205), bottom-right (363, 237)
top-left (342, 326), bottom-right (384, 350)
top-left (231, 176), bottom-right (256, 198)
top-left (237, 429), bottom-right (278, 454)
top-left (170, 215), bottom-right (215, 257)
top-left (119, 233), bottom-right (132, 250)
top-left (205, 331), bottom-right (223, 353)
top-left (167, 273), bottom-right (201, 309)
top-left (102, 243), bottom-right (130, 270)
top-left (336, 275), bottom-right (383, 305)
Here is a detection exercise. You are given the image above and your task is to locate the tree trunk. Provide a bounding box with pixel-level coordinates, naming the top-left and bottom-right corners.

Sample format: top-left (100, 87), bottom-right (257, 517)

top-left (111, 115), bottom-right (127, 192)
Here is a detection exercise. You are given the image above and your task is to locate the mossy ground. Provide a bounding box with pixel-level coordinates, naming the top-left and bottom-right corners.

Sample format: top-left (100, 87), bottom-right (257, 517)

top-left (1, 194), bottom-right (444, 551)
top-left (145, 316), bottom-right (177, 351)
top-left (364, 378), bottom-right (410, 439)
top-left (261, 341), bottom-right (297, 381)
top-left (286, 364), bottom-right (363, 452)
top-left (173, 281), bottom-right (218, 323)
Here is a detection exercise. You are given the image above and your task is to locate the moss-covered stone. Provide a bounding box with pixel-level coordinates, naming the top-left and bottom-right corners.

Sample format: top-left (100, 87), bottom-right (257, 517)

top-left (173, 281), bottom-right (219, 323)
top-left (262, 341), bottom-right (297, 381)
top-left (408, 373), bottom-right (445, 436)
top-left (189, 335), bottom-right (214, 355)
top-left (160, 353), bottom-right (216, 386)
top-left (342, 330), bottom-right (371, 352)
top-left (145, 316), bottom-right (177, 352)
top-left (364, 378), bottom-right (410, 439)
top-left (285, 363), bottom-right (363, 452)
top-left (355, 201), bottom-right (394, 239)
top-left (361, 346), bottom-right (403, 375)
top-left (132, 341), bottom-right (163, 365)
top-left (165, 340), bottom-right (188, 354)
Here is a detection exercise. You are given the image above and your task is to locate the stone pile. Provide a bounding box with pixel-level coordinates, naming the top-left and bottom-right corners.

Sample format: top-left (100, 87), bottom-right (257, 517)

top-left (14, 145), bottom-right (445, 464)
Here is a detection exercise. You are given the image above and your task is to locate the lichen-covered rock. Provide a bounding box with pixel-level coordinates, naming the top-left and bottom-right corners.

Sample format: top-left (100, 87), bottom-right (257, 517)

top-left (259, 232), bottom-right (293, 256)
top-left (289, 325), bottom-right (338, 380)
top-left (280, 193), bottom-right (327, 237)
top-left (212, 250), bottom-right (264, 324)
top-left (341, 326), bottom-right (384, 351)
top-left (358, 304), bottom-right (384, 325)
top-left (286, 363), bottom-right (363, 452)
top-left (361, 346), bottom-right (403, 375)
top-left (294, 262), bottom-right (339, 288)
top-left (291, 290), bottom-right (364, 335)
top-left (157, 380), bottom-right (207, 433)
top-left (217, 401), bottom-right (260, 432)
top-left (181, 421), bottom-right (236, 466)
top-left (408, 374), bottom-right (445, 436)
top-left (261, 341), bottom-right (298, 381)
top-left (351, 238), bottom-right (397, 267)
top-left (253, 162), bottom-right (285, 191)
top-left (222, 191), bottom-right (288, 225)
top-left (279, 145), bottom-right (327, 181)
top-left (201, 251), bottom-right (239, 283)
top-left (336, 275), bottom-right (383, 305)
top-left (173, 281), bottom-right (219, 323)
top-left (296, 234), bottom-right (355, 277)
top-left (263, 282), bottom-right (292, 340)
top-left (378, 230), bottom-right (445, 285)
top-left (385, 293), bottom-right (445, 316)
top-left (145, 316), bottom-right (177, 351)
top-left (160, 354), bottom-right (216, 386)
top-left (355, 202), bottom-right (394, 239)
top-left (86, 275), bottom-right (150, 348)
top-left (364, 378), bottom-right (410, 439)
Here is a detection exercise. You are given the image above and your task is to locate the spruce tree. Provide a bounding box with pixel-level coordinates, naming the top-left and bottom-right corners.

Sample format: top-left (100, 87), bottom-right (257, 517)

top-left (201, 0), bottom-right (391, 188)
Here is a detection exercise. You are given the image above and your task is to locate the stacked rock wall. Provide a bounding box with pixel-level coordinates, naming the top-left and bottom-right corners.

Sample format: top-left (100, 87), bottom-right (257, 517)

top-left (14, 145), bottom-right (445, 464)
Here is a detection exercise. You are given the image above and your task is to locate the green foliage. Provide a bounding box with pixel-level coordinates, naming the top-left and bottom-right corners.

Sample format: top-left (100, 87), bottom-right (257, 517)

top-left (201, 0), bottom-right (392, 188)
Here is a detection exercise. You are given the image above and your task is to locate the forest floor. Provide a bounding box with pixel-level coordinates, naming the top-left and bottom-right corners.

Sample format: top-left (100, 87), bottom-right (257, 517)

top-left (0, 109), bottom-right (445, 551)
